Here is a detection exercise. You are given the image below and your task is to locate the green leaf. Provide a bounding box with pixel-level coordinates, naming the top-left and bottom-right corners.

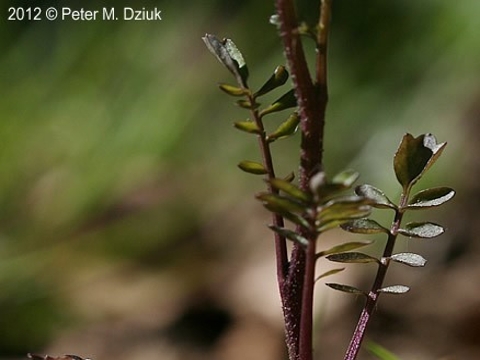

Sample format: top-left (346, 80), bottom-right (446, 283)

top-left (309, 170), bottom-right (358, 202)
top-left (355, 184), bottom-right (396, 210)
top-left (393, 133), bottom-right (446, 190)
top-left (269, 225), bottom-right (309, 247)
top-left (233, 120), bottom-right (261, 134)
top-left (237, 160), bottom-right (268, 175)
top-left (366, 341), bottom-right (401, 360)
top-left (398, 222), bottom-right (444, 239)
top-left (218, 83), bottom-right (247, 96)
top-left (259, 89), bottom-right (297, 117)
top-left (316, 218), bottom-right (356, 233)
top-left (267, 112), bottom-right (300, 142)
top-left (268, 178), bottom-right (311, 203)
top-left (317, 241), bottom-right (373, 258)
top-left (309, 170), bottom-right (361, 201)
top-left (378, 285), bottom-right (410, 294)
top-left (326, 252), bottom-right (380, 264)
top-left (390, 252), bottom-right (427, 267)
top-left (272, 209), bottom-right (311, 229)
top-left (325, 283), bottom-right (367, 296)
top-left (236, 99), bottom-right (259, 110)
top-left (254, 65), bottom-right (289, 98)
top-left (318, 196), bottom-right (372, 223)
top-left (203, 34), bottom-right (249, 88)
top-left (317, 211), bottom-right (371, 233)
top-left (256, 193), bottom-right (306, 213)
top-left (407, 187), bottom-right (455, 209)
top-left (341, 218), bottom-right (389, 234)
top-left (315, 268), bottom-right (345, 282)
top-left (332, 169), bottom-right (360, 188)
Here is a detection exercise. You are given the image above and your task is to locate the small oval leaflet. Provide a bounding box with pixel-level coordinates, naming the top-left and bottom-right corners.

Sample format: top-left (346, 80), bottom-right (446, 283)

top-left (317, 240), bottom-right (373, 258)
top-left (259, 89), bottom-right (297, 117)
top-left (257, 192), bottom-right (306, 213)
top-left (341, 218), bottom-right (389, 234)
top-left (254, 65), bottom-right (289, 98)
top-left (390, 252), bottom-right (427, 267)
top-left (393, 133), bottom-right (446, 190)
top-left (218, 83), bottom-right (246, 96)
top-left (398, 222), bottom-right (444, 239)
top-left (408, 187), bottom-right (455, 209)
top-left (318, 196), bottom-right (372, 223)
top-left (237, 160), bottom-right (268, 175)
top-left (234, 120), bottom-right (261, 134)
top-left (269, 225), bottom-right (309, 247)
top-left (355, 184), bottom-right (396, 209)
top-left (378, 285), bottom-right (410, 294)
top-left (269, 177), bottom-right (311, 203)
top-left (327, 252), bottom-right (380, 264)
top-left (326, 283), bottom-right (367, 296)
top-left (315, 268), bottom-right (345, 282)
top-left (267, 112), bottom-right (300, 142)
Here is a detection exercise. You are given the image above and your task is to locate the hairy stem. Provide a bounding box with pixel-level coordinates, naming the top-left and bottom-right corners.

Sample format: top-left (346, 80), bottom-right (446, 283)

top-left (275, 0), bottom-right (331, 359)
top-left (344, 192), bottom-right (410, 360)
top-left (299, 234), bottom-right (317, 360)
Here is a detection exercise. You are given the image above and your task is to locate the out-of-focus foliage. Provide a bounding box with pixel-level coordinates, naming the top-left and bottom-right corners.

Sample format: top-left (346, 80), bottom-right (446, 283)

top-left (0, 0), bottom-right (478, 358)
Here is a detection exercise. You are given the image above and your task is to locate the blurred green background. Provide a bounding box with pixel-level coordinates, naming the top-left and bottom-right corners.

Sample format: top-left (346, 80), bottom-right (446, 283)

top-left (1, 1), bottom-right (479, 359)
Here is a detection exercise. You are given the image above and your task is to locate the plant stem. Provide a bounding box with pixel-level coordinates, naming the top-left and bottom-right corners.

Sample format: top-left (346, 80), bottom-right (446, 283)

top-left (275, 1), bottom-right (331, 359)
top-left (299, 235), bottom-right (317, 360)
top-left (343, 192), bottom-right (410, 360)
top-left (247, 92), bottom-right (289, 283)
top-left (316, 0), bottom-right (331, 89)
